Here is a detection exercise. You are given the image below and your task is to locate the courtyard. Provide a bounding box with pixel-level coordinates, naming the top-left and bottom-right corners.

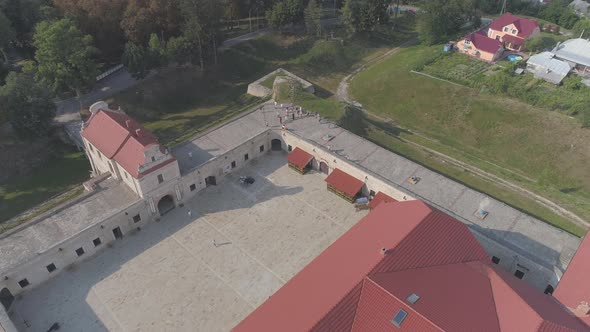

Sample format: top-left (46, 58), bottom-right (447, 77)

top-left (9, 152), bottom-right (366, 332)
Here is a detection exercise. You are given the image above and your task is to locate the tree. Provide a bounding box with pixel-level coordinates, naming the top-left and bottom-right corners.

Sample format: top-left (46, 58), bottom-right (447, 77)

top-left (525, 35), bottom-right (560, 52)
top-left (122, 42), bottom-right (149, 79)
top-left (0, 11), bottom-right (15, 63)
top-left (342, 0), bottom-right (388, 33)
top-left (179, 0), bottom-right (223, 70)
top-left (304, 0), bottom-right (322, 37)
top-left (572, 18), bottom-right (590, 38)
top-left (0, 71), bottom-right (56, 139)
top-left (33, 18), bottom-right (98, 96)
top-left (121, 0), bottom-right (157, 45)
top-left (266, 0), bottom-right (303, 30)
top-left (417, 0), bottom-right (480, 45)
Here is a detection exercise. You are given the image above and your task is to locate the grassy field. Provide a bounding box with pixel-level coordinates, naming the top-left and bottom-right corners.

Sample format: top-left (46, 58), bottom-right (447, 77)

top-left (349, 45), bottom-right (590, 236)
top-left (0, 143), bottom-right (89, 222)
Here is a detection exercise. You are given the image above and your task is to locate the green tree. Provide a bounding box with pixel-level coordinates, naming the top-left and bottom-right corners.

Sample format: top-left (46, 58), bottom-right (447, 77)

top-left (148, 33), bottom-right (167, 68)
top-left (418, 0), bottom-right (480, 45)
top-left (342, 0), bottom-right (388, 33)
top-left (122, 42), bottom-right (150, 79)
top-left (179, 0), bottom-right (223, 70)
top-left (0, 71), bottom-right (56, 139)
top-left (572, 18), bottom-right (590, 38)
top-left (0, 11), bottom-right (16, 63)
top-left (266, 1), bottom-right (289, 30)
top-left (33, 19), bottom-right (98, 96)
top-left (525, 35), bottom-right (561, 52)
top-left (304, 0), bottom-right (322, 37)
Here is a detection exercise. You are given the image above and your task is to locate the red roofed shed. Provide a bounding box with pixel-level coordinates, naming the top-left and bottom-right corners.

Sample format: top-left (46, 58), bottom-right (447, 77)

top-left (324, 168), bottom-right (364, 202)
top-left (287, 147), bottom-right (314, 174)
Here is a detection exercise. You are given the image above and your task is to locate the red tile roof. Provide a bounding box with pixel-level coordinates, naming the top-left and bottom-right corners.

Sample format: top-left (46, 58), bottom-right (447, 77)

top-left (82, 109), bottom-right (170, 178)
top-left (325, 168), bottom-right (364, 198)
top-left (287, 147), bottom-right (314, 170)
top-left (464, 30), bottom-right (503, 54)
top-left (489, 13), bottom-right (540, 39)
top-left (234, 201), bottom-right (590, 332)
top-left (555, 235), bottom-right (590, 327)
top-left (368, 192), bottom-right (397, 210)
top-left (502, 33), bottom-right (525, 46)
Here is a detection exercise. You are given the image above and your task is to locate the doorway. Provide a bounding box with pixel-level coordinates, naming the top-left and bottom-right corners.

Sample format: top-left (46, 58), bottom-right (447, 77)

top-left (205, 176), bottom-right (217, 187)
top-left (319, 161), bottom-right (329, 174)
top-left (271, 139), bottom-right (282, 151)
top-left (112, 227), bottom-right (123, 240)
top-left (0, 288), bottom-right (14, 310)
top-left (157, 195), bottom-right (175, 215)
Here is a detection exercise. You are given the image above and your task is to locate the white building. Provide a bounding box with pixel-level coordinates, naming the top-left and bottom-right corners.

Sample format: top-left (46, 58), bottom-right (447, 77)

top-left (526, 51), bottom-right (573, 84)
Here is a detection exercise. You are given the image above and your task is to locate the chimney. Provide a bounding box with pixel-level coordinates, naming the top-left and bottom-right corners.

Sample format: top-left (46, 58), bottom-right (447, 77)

top-left (126, 120), bottom-right (131, 128)
top-left (135, 129), bottom-right (142, 137)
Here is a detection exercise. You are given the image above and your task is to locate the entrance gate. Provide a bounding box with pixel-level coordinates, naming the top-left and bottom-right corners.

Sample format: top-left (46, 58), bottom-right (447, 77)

top-left (271, 139), bottom-right (282, 151)
top-left (0, 288), bottom-right (14, 310)
top-left (320, 161), bottom-right (329, 174)
top-left (157, 195), bottom-right (175, 216)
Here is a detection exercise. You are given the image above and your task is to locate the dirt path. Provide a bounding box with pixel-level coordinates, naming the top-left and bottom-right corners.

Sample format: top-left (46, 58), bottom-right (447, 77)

top-left (335, 40), bottom-right (589, 229)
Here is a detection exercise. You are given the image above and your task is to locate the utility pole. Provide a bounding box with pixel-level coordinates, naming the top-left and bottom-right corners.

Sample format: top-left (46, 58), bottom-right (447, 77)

top-left (500, 0), bottom-right (507, 15)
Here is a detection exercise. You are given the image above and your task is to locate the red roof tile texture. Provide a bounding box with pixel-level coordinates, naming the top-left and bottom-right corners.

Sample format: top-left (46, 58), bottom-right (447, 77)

top-left (287, 147), bottom-right (314, 170)
top-left (324, 168), bottom-right (364, 198)
top-left (234, 200), bottom-right (590, 332)
top-left (368, 192), bottom-right (397, 210)
top-left (555, 235), bottom-right (590, 327)
top-left (489, 13), bottom-right (540, 39)
top-left (464, 30), bottom-right (503, 54)
top-left (82, 109), bottom-right (170, 178)
top-left (502, 33), bottom-right (525, 46)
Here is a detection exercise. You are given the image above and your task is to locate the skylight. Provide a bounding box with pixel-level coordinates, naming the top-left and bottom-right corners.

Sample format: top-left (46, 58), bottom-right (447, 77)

top-left (406, 293), bottom-right (420, 304)
top-left (391, 309), bottom-right (408, 328)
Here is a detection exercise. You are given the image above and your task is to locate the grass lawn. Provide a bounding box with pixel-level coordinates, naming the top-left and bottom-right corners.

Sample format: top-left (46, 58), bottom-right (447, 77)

top-left (349, 45), bottom-right (590, 236)
top-left (0, 143), bottom-right (90, 223)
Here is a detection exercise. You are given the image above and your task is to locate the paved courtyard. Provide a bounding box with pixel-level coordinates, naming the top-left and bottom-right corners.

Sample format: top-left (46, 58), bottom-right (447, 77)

top-left (10, 153), bottom-right (366, 332)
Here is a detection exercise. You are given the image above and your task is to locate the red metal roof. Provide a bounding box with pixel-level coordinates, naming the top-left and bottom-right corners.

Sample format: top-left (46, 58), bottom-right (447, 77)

top-left (287, 147), bottom-right (314, 169)
top-left (233, 201), bottom-right (489, 332)
top-left (234, 200), bottom-right (590, 331)
top-left (464, 30), bottom-right (503, 54)
top-left (324, 168), bottom-right (364, 198)
top-left (555, 235), bottom-right (590, 327)
top-left (368, 192), bottom-right (397, 209)
top-left (81, 109), bottom-right (169, 178)
top-left (489, 13), bottom-right (539, 38)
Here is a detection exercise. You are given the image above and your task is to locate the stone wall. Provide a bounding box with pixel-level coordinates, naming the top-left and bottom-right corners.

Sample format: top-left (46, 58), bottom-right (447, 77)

top-left (247, 68), bottom-right (315, 98)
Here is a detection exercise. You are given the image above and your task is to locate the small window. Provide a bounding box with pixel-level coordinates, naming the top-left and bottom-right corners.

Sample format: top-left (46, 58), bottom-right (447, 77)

top-left (512, 29), bottom-right (516, 34)
top-left (231, 161), bottom-right (236, 169)
top-left (46, 263), bottom-right (57, 273)
top-left (108, 162), bottom-right (114, 173)
top-left (544, 285), bottom-right (554, 295)
top-left (370, 190), bottom-right (376, 197)
top-left (287, 145), bottom-right (293, 152)
top-left (124, 171), bottom-right (128, 179)
top-left (492, 256), bottom-right (500, 264)
top-left (157, 174), bottom-right (164, 184)
top-left (75, 247), bottom-right (85, 257)
top-left (18, 279), bottom-right (30, 288)
top-left (97, 151), bottom-right (102, 160)
top-left (88, 144), bottom-right (94, 152)
top-left (259, 145), bottom-right (264, 153)
top-left (133, 214), bottom-right (141, 223)
top-left (515, 270), bottom-right (525, 279)
top-left (391, 309), bottom-right (408, 328)
top-left (93, 237), bottom-right (102, 247)
top-left (244, 153), bottom-right (249, 161)
top-left (504, 27), bottom-right (509, 32)
top-left (406, 293), bottom-right (420, 304)
top-left (151, 156), bottom-right (155, 162)
top-left (190, 184), bottom-right (196, 191)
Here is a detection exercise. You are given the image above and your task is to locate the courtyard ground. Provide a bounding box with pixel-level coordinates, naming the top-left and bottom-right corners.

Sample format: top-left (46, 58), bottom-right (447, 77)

top-left (10, 152), bottom-right (366, 332)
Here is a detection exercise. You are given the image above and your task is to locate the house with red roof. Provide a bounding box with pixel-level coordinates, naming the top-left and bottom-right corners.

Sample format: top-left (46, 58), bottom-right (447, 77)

top-left (234, 201), bottom-right (590, 332)
top-left (81, 102), bottom-right (180, 201)
top-left (487, 13), bottom-right (540, 51)
top-left (457, 13), bottom-right (540, 62)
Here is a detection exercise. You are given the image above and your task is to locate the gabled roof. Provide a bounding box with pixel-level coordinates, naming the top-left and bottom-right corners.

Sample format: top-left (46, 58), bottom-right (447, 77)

top-left (325, 168), bottom-right (364, 198)
top-left (553, 38), bottom-right (590, 67)
top-left (82, 109), bottom-right (165, 178)
top-left (287, 147), bottom-right (314, 170)
top-left (489, 13), bottom-right (539, 38)
top-left (502, 33), bottom-right (525, 46)
top-left (234, 200), bottom-right (590, 332)
top-left (555, 234), bottom-right (590, 327)
top-left (233, 201), bottom-right (489, 332)
top-left (464, 30), bottom-right (503, 54)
